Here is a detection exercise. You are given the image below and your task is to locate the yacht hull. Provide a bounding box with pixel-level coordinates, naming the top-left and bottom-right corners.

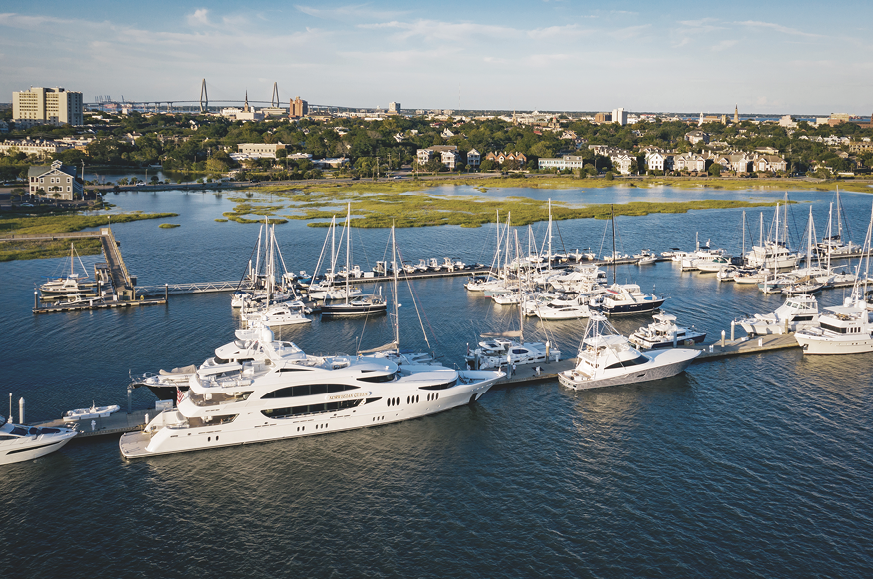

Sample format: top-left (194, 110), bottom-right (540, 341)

top-left (794, 334), bottom-right (873, 355)
top-left (120, 375), bottom-right (501, 459)
top-left (600, 297), bottom-right (666, 315)
top-left (0, 432), bottom-right (77, 465)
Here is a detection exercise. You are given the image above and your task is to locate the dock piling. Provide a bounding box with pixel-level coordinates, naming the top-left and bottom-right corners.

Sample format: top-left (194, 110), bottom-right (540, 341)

top-left (34, 290), bottom-right (38, 310)
top-left (731, 320), bottom-right (735, 341)
top-left (721, 330), bottom-right (726, 347)
top-left (19, 397), bottom-right (25, 424)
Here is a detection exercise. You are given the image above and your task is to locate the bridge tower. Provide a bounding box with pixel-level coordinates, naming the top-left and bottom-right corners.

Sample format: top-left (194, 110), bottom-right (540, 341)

top-left (199, 79), bottom-right (208, 112)
top-left (271, 82), bottom-right (280, 107)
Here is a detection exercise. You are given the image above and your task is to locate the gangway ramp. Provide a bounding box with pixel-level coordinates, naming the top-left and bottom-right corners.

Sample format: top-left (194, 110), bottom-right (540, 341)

top-left (100, 227), bottom-right (134, 298)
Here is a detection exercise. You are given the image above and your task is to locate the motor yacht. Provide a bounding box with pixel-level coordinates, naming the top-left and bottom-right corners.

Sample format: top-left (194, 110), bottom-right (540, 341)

top-left (242, 302), bottom-right (312, 326)
top-left (0, 415), bottom-right (77, 465)
top-left (794, 296), bottom-right (873, 354)
top-left (120, 327), bottom-right (503, 458)
top-left (63, 403), bottom-right (121, 422)
top-left (629, 312), bottom-right (706, 349)
top-left (558, 313), bottom-right (700, 391)
top-left (593, 284), bottom-right (666, 315)
top-left (465, 335), bottom-right (560, 370)
top-left (736, 294), bottom-right (820, 336)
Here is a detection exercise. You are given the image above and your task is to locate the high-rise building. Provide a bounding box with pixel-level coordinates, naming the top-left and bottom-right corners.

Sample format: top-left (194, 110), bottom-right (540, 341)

top-left (13, 87), bottom-right (83, 126)
top-left (290, 97), bottom-right (309, 119)
top-left (594, 112), bottom-right (612, 123)
top-left (388, 102), bottom-right (400, 115)
top-left (611, 107), bottom-right (627, 126)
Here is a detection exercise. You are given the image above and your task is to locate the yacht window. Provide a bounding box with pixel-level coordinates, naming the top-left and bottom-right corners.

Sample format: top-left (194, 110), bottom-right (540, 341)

top-left (10, 426), bottom-right (28, 436)
top-left (511, 349), bottom-right (529, 354)
top-left (794, 315), bottom-right (815, 322)
top-left (604, 354), bottom-right (649, 370)
top-left (420, 379), bottom-right (458, 391)
top-left (820, 323), bottom-right (848, 334)
top-left (358, 372), bottom-right (397, 384)
top-left (260, 399), bottom-right (359, 418)
top-left (310, 384), bottom-right (328, 395)
top-left (263, 384), bottom-right (360, 398)
top-left (328, 384), bottom-right (359, 394)
top-left (0, 435), bottom-right (16, 440)
top-left (214, 357), bottom-right (229, 365)
top-left (364, 397), bottom-right (382, 404)
top-left (278, 368), bottom-right (309, 373)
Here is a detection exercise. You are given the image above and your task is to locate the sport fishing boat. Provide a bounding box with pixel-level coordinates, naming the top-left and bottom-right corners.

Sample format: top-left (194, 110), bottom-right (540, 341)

top-left (0, 415), bottom-right (77, 465)
top-left (628, 312), bottom-right (706, 349)
top-left (119, 326), bottom-right (503, 458)
top-left (558, 313), bottom-right (700, 391)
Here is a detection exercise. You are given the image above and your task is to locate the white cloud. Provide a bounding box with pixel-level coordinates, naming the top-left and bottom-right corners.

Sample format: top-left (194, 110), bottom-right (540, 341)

top-left (735, 20), bottom-right (821, 38)
top-left (295, 4), bottom-right (406, 21)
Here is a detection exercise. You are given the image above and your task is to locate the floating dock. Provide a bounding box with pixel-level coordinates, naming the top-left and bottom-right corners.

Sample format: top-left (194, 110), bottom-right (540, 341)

top-left (31, 408), bottom-right (152, 438)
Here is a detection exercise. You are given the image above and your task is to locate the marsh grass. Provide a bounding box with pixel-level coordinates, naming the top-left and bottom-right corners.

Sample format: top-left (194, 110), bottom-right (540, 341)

top-left (222, 201), bottom-right (288, 224)
top-left (0, 212), bottom-right (177, 260)
top-left (159, 223), bottom-right (181, 229)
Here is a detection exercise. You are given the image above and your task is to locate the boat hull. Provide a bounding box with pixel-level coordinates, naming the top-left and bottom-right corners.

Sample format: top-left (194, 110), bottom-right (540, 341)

top-left (794, 333), bottom-right (873, 355)
top-left (600, 297), bottom-right (666, 315)
top-left (558, 349), bottom-right (699, 391)
top-left (0, 431), bottom-right (77, 465)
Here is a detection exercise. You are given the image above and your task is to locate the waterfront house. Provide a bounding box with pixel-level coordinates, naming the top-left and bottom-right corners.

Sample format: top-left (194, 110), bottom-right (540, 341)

top-left (28, 160), bottom-right (82, 200)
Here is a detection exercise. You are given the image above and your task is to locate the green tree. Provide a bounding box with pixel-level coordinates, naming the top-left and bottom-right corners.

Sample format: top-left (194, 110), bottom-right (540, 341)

top-left (708, 163), bottom-right (722, 177)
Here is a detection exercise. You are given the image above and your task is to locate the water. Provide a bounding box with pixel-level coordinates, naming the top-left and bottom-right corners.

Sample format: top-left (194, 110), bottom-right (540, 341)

top-left (2, 186), bottom-right (872, 578)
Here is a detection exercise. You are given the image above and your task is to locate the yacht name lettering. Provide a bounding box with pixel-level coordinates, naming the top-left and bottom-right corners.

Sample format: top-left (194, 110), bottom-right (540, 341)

top-left (327, 391), bottom-right (371, 401)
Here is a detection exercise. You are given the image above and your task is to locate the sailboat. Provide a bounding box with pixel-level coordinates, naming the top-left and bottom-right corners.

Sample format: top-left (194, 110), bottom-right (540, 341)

top-left (746, 194), bottom-right (798, 269)
top-left (593, 207), bottom-right (665, 315)
top-left (240, 223), bottom-right (311, 327)
top-left (231, 219), bottom-right (297, 308)
top-left (320, 204), bottom-right (388, 317)
top-left (466, 230), bottom-right (561, 370)
top-left (40, 243), bottom-right (103, 297)
top-left (794, 202), bottom-right (873, 355)
top-left (558, 312), bottom-right (700, 391)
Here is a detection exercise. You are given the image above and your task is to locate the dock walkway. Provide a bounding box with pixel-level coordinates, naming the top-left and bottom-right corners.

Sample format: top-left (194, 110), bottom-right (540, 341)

top-left (32, 408), bottom-right (152, 438)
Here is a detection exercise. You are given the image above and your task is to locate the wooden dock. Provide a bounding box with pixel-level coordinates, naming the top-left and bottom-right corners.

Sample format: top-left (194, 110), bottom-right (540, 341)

top-left (693, 333), bottom-right (800, 361)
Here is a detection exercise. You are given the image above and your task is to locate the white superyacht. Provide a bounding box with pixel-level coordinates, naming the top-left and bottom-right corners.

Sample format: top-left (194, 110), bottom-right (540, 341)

top-left (120, 327), bottom-right (503, 458)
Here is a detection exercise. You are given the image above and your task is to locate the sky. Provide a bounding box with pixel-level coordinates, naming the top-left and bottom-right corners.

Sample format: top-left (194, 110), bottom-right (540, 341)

top-left (1, 0), bottom-right (871, 115)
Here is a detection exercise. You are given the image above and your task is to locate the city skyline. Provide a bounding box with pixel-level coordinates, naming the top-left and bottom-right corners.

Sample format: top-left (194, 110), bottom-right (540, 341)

top-left (1, 0), bottom-right (871, 115)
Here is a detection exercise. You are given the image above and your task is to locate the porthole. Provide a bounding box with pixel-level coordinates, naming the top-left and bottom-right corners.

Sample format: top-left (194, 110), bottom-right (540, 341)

top-left (208, 437), bottom-right (211, 442)
top-left (216, 436), bottom-right (219, 441)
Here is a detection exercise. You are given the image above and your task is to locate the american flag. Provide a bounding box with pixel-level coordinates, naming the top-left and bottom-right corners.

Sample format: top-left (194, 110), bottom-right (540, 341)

top-left (176, 387), bottom-right (184, 405)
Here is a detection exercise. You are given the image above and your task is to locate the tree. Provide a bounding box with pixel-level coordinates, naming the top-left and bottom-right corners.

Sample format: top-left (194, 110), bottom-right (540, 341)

top-left (479, 159), bottom-right (496, 172)
top-left (708, 163), bottom-right (722, 177)
top-left (604, 172), bottom-right (614, 181)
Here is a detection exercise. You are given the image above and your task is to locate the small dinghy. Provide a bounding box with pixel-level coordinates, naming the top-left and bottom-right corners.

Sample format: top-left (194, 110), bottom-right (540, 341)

top-left (63, 402), bottom-right (121, 422)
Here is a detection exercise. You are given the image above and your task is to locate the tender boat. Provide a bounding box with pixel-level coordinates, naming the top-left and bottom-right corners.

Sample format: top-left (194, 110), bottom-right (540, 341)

top-left (119, 327), bottom-right (503, 458)
top-left (63, 403), bottom-right (121, 422)
top-left (558, 313), bottom-right (700, 391)
top-left (0, 415), bottom-right (77, 465)
top-left (628, 312), bottom-right (706, 349)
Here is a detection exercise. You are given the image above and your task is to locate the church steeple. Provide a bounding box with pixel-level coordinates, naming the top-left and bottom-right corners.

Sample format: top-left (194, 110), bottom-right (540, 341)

top-left (244, 90), bottom-right (250, 112)
top-left (734, 104), bottom-right (739, 123)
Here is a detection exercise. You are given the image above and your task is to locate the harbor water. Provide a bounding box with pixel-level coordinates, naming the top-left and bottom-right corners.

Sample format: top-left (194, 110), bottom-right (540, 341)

top-left (1, 185), bottom-right (872, 578)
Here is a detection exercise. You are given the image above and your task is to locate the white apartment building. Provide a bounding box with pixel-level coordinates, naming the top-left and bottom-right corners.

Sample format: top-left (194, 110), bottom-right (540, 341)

top-left (611, 107), bottom-right (627, 126)
top-left (13, 87), bottom-right (84, 126)
top-left (236, 143), bottom-right (286, 159)
top-left (0, 138), bottom-right (73, 158)
top-left (466, 149), bottom-right (481, 168)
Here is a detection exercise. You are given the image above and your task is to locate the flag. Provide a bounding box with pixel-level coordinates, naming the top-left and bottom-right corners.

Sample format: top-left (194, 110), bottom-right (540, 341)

top-left (176, 387), bottom-right (184, 405)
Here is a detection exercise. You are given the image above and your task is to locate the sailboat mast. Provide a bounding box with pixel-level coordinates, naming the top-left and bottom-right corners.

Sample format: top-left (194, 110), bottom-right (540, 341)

top-left (548, 198), bottom-right (552, 274)
top-left (774, 203), bottom-right (780, 274)
top-left (783, 193), bottom-right (789, 250)
top-left (345, 203), bottom-right (351, 305)
top-left (741, 211), bottom-right (746, 262)
top-left (826, 202), bottom-right (833, 272)
top-left (392, 225), bottom-right (400, 346)
top-left (611, 205), bottom-right (616, 285)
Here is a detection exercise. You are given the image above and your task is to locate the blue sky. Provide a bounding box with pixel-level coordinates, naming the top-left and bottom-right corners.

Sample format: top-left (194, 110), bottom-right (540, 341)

top-left (1, 1), bottom-right (871, 115)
